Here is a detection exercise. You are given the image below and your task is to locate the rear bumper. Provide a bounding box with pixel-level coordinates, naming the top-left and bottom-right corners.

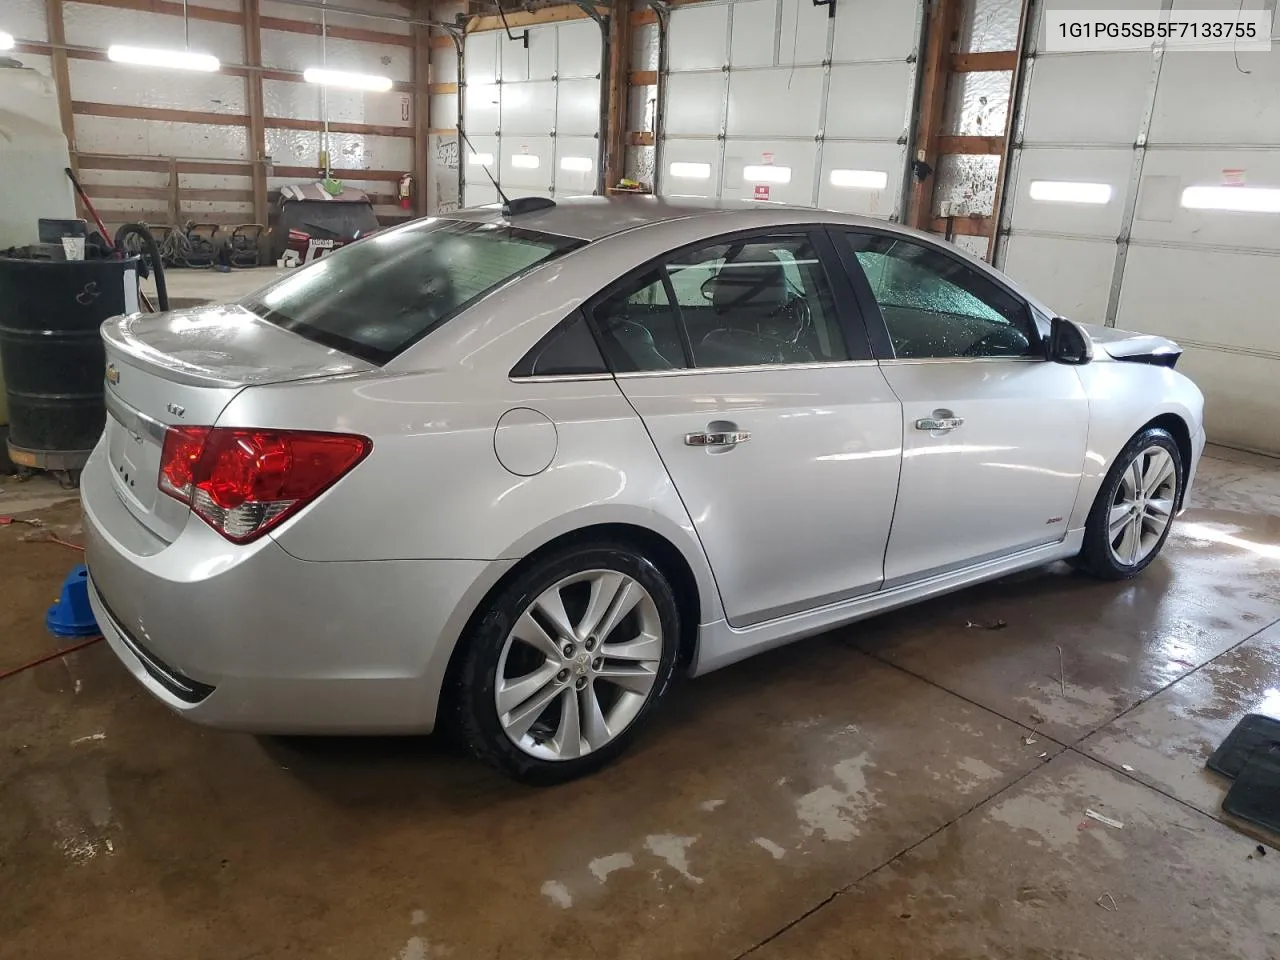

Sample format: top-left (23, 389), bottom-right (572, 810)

top-left (81, 443), bottom-right (513, 734)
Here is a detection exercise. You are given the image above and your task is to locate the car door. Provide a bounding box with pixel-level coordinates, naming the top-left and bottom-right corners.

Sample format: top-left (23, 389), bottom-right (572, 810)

top-left (588, 229), bottom-right (903, 628)
top-left (833, 229), bottom-right (1089, 586)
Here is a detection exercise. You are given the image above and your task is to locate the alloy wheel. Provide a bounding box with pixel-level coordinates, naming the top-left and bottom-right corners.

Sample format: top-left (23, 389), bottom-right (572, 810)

top-left (1107, 445), bottom-right (1177, 567)
top-left (495, 569), bottom-right (663, 761)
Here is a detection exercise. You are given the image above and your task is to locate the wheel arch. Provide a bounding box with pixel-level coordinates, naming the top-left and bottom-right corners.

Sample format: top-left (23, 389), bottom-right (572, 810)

top-left (434, 519), bottom-right (714, 727)
top-left (1141, 412), bottom-right (1193, 509)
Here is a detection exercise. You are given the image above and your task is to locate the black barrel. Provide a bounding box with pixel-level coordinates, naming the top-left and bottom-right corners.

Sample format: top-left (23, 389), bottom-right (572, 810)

top-left (0, 256), bottom-right (140, 469)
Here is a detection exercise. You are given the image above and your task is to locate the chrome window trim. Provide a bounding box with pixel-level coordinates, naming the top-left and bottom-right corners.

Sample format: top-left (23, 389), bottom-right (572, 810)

top-left (614, 359), bottom-right (880, 378)
top-left (507, 373), bottom-right (616, 383)
top-left (878, 356), bottom-right (1046, 366)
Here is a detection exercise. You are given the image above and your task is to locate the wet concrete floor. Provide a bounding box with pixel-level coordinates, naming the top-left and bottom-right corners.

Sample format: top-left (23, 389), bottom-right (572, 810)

top-left (1, 448), bottom-right (1277, 959)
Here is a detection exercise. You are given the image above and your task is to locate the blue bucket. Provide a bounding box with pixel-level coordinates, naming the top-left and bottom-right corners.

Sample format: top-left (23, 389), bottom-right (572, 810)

top-left (46, 564), bottom-right (100, 638)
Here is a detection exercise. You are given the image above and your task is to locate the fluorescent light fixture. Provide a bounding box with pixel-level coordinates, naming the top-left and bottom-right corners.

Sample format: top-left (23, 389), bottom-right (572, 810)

top-left (829, 168), bottom-right (888, 189)
top-left (1029, 180), bottom-right (1112, 204)
top-left (559, 156), bottom-right (593, 173)
top-left (1181, 185), bottom-right (1280, 214)
top-left (107, 44), bottom-right (220, 72)
top-left (510, 154), bottom-right (540, 169)
top-left (467, 152), bottom-right (494, 166)
top-left (670, 161), bottom-right (711, 180)
top-left (0, 31), bottom-right (15, 51)
top-left (743, 164), bottom-right (791, 184)
top-left (302, 67), bottom-right (392, 92)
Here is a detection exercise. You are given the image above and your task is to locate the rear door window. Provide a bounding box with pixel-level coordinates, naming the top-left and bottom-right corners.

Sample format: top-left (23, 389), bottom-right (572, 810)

top-left (243, 219), bottom-right (582, 364)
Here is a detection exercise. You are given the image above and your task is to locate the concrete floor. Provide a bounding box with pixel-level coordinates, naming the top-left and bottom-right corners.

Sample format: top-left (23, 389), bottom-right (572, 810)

top-left (0, 447), bottom-right (1277, 959)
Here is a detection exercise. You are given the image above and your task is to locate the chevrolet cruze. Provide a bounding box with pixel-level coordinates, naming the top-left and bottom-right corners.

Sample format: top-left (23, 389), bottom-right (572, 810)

top-left (83, 197), bottom-right (1205, 783)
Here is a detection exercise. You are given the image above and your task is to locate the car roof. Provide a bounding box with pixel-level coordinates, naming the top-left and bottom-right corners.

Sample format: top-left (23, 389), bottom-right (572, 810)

top-left (443, 195), bottom-right (890, 242)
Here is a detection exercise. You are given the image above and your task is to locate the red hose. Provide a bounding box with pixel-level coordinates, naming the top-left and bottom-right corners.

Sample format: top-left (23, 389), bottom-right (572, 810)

top-left (0, 635), bottom-right (103, 682)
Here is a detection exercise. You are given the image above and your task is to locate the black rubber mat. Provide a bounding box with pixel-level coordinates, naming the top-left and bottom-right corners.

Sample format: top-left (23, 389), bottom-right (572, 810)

top-left (1206, 714), bottom-right (1280, 779)
top-left (1222, 741), bottom-right (1280, 835)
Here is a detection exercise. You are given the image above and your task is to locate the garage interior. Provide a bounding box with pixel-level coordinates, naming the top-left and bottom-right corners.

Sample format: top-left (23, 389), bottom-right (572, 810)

top-left (1, 0), bottom-right (1278, 956)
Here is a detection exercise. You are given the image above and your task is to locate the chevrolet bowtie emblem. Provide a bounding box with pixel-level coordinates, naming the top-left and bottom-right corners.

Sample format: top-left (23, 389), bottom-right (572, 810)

top-left (105, 363), bottom-right (120, 386)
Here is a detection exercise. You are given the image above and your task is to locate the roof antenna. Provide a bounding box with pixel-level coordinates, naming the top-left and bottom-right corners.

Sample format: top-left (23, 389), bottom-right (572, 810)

top-left (459, 129), bottom-right (511, 211)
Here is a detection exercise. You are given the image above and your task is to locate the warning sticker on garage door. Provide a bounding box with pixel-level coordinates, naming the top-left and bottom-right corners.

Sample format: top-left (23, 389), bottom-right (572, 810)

top-left (754, 184), bottom-right (770, 201)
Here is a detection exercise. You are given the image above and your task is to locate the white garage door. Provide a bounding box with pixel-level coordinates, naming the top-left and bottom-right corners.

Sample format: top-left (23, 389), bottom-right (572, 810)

top-left (997, 0), bottom-right (1280, 454)
top-left (659, 0), bottom-right (923, 219)
top-left (462, 19), bottom-right (604, 205)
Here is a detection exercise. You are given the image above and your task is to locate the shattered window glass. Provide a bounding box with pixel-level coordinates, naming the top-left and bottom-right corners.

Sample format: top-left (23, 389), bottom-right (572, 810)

top-left (844, 233), bottom-right (1038, 360)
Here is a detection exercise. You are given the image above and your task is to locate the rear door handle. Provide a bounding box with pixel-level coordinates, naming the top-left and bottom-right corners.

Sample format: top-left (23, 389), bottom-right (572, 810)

top-left (685, 430), bottom-right (751, 447)
top-left (914, 415), bottom-right (964, 432)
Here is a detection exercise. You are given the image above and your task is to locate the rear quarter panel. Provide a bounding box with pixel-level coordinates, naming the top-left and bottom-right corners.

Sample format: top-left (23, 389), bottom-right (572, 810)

top-left (214, 371), bottom-right (725, 626)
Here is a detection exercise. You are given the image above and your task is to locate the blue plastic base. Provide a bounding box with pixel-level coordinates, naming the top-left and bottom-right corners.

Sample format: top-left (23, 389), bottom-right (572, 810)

top-left (46, 564), bottom-right (100, 638)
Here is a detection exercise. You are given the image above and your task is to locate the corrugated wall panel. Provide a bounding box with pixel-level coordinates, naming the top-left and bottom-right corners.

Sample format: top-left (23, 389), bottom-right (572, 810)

top-left (75, 115), bottom-right (250, 159)
top-left (4, 0), bottom-right (49, 42)
top-left (265, 127), bottom-right (410, 170)
top-left (260, 29), bottom-right (411, 79)
top-left (69, 59), bottom-right (247, 115)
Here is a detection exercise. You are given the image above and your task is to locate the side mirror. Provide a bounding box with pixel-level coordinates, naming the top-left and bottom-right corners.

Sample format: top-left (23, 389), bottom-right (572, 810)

top-left (1048, 315), bottom-right (1092, 365)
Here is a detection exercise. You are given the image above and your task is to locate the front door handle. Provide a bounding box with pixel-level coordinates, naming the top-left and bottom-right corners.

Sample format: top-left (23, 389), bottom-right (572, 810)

top-left (914, 413), bottom-right (964, 432)
top-left (685, 430), bottom-right (751, 447)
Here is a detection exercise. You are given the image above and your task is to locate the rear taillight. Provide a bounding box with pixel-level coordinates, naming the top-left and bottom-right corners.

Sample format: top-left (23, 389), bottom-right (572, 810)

top-left (158, 427), bottom-right (371, 543)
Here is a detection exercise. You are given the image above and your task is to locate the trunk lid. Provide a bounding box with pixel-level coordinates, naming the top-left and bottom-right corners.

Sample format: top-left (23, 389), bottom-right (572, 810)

top-left (101, 304), bottom-right (375, 542)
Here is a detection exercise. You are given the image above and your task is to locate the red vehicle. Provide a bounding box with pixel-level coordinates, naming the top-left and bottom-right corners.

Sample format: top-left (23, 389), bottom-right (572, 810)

top-left (270, 182), bottom-right (381, 266)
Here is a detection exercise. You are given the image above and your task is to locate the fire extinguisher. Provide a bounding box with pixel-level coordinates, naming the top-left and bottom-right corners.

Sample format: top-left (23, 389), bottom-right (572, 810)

top-left (398, 173), bottom-right (413, 210)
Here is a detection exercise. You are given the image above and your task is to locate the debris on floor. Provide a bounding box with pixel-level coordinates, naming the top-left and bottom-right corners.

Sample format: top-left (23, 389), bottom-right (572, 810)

top-left (1084, 809), bottom-right (1125, 830)
top-left (1095, 892), bottom-right (1118, 912)
top-left (0, 516), bottom-right (43, 526)
top-left (965, 618), bottom-right (1007, 630)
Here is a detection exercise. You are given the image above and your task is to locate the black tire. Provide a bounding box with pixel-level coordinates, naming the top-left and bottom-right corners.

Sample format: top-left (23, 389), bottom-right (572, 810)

top-left (1076, 427), bottom-right (1183, 580)
top-left (450, 542), bottom-right (681, 785)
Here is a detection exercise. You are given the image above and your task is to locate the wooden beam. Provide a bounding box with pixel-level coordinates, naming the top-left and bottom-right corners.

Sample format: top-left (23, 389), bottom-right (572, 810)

top-left (428, 82), bottom-right (458, 94)
top-left (928, 215), bottom-right (991, 237)
top-left (268, 116), bottom-right (414, 138)
top-left (628, 70), bottom-right (657, 86)
top-left (950, 50), bottom-right (1017, 72)
top-left (74, 101), bottom-right (247, 127)
top-left (467, 5), bottom-right (604, 33)
top-left (70, 0), bottom-right (239, 25)
top-left (987, 0), bottom-right (1031, 260)
top-left (429, 35), bottom-right (454, 49)
top-left (426, 127), bottom-right (457, 136)
top-left (272, 165), bottom-right (405, 181)
top-left (412, 1), bottom-right (431, 216)
top-left (79, 155), bottom-right (255, 176)
top-left (94, 209), bottom-right (254, 226)
top-left (243, 0), bottom-right (269, 227)
top-left (45, 0), bottom-right (77, 171)
top-left (604, 8), bottom-right (633, 191)
top-left (936, 135), bottom-right (1005, 155)
top-left (628, 131), bottom-right (654, 146)
top-left (72, 101), bottom-right (414, 138)
top-left (906, 0), bottom-right (963, 230)
top-left (631, 9), bottom-right (657, 26)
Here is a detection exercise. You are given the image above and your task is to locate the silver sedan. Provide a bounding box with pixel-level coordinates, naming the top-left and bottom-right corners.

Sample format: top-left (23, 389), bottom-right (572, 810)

top-left (83, 197), bottom-right (1205, 783)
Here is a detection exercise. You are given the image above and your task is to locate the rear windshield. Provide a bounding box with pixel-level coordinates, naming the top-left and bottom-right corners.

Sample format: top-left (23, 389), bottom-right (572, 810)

top-left (243, 218), bottom-right (582, 364)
